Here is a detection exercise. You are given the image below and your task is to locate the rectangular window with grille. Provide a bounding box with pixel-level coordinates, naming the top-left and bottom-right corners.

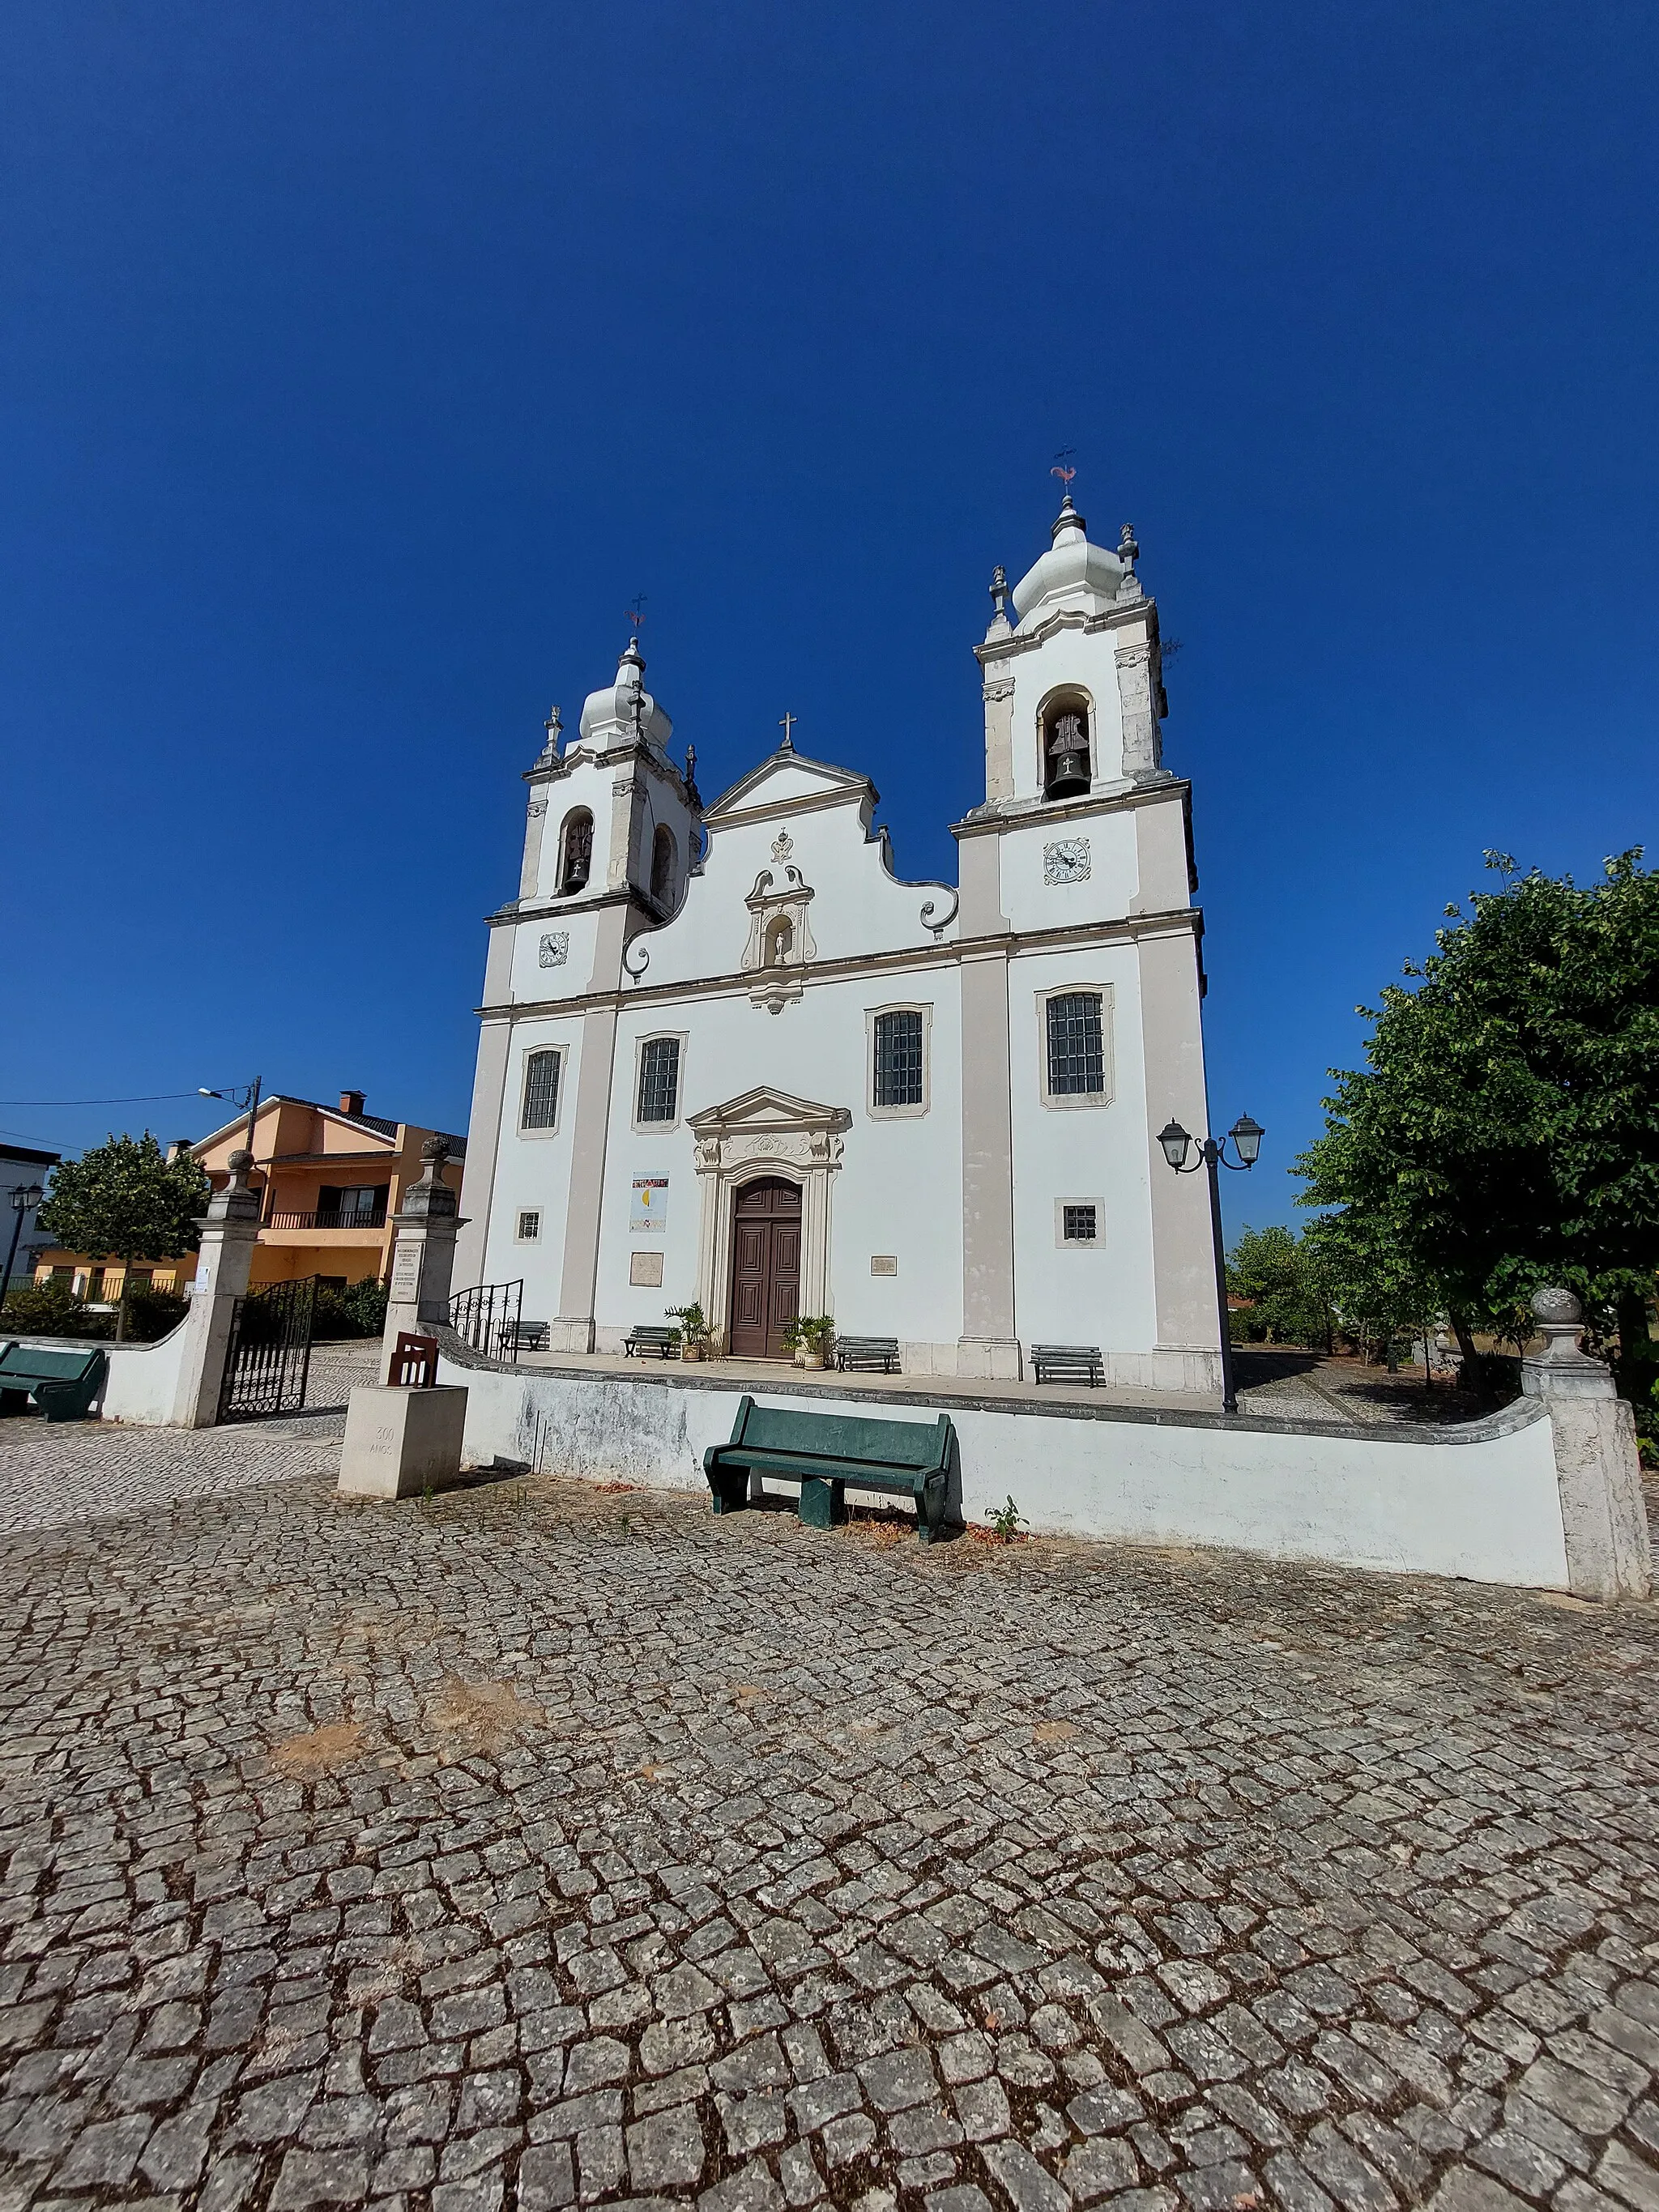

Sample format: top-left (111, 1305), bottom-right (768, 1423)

top-left (522, 1048), bottom-right (561, 1131)
top-left (1046, 991), bottom-right (1106, 1097)
top-left (1062, 1204), bottom-right (1098, 1243)
top-left (637, 1038), bottom-right (680, 1124)
top-left (517, 1209), bottom-right (541, 1241)
top-left (872, 1008), bottom-right (925, 1109)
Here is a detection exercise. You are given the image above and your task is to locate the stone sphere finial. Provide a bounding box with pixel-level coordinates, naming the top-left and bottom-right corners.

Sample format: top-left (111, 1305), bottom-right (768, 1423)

top-left (421, 1135), bottom-right (451, 1170)
top-left (1533, 1285), bottom-right (1581, 1326)
top-left (227, 1148), bottom-right (253, 1188)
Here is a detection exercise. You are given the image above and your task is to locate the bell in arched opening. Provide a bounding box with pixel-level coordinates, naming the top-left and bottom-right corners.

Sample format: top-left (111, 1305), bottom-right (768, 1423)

top-left (559, 809), bottom-right (594, 893)
top-left (1044, 707), bottom-right (1091, 799)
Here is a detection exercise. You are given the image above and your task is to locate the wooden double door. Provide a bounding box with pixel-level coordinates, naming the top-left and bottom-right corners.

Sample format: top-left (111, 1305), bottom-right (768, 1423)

top-left (727, 1177), bottom-right (802, 1359)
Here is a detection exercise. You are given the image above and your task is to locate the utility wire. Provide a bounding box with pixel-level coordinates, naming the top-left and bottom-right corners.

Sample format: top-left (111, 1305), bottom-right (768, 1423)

top-left (0, 1093), bottom-right (209, 1106)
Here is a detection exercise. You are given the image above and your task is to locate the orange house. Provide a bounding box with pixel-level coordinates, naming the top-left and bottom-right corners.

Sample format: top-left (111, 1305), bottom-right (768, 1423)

top-left (34, 1090), bottom-right (466, 1300)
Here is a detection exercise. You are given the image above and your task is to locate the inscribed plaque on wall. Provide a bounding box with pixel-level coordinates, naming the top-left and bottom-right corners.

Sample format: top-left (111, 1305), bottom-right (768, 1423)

top-left (629, 1251), bottom-right (664, 1287)
top-left (630, 1176), bottom-right (667, 1231)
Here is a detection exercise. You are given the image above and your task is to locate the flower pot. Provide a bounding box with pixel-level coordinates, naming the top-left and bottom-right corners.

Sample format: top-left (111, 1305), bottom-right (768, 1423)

top-left (801, 1349), bottom-right (825, 1370)
top-left (680, 1345), bottom-right (702, 1363)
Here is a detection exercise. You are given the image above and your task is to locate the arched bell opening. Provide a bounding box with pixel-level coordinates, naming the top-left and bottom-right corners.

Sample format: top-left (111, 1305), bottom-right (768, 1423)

top-left (650, 823), bottom-right (676, 906)
top-left (557, 808), bottom-right (595, 893)
top-left (1039, 690), bottom-right (1093, 800)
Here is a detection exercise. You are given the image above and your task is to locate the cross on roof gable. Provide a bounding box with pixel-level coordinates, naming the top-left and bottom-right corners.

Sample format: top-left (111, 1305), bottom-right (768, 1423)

top-left (703, 746), bottom-right (877, 825)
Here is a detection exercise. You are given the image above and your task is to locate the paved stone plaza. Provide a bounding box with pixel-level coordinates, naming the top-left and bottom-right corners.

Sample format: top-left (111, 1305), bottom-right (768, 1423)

top-left (2, 1410), bottom-right (1657, 2212)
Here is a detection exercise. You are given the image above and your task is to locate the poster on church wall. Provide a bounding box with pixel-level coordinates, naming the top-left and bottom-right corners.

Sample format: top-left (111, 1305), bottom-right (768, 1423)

top-left (630, 1176), bottom-right (667, 1231)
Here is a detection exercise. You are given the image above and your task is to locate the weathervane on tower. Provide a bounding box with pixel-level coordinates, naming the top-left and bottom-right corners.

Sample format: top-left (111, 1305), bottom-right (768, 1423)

top-left (1050, 449), bottom-right (1077, 503)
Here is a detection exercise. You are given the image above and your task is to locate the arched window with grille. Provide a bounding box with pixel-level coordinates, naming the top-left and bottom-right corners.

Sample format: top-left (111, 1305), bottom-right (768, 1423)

top-left (520, 1047), bottom-right (563, 1132)
top-left (558, 809), bottom-right (594, 893)
top-left (1040, 987), bottom-right (1114, 1106)
top-left (650, 824), bottom-right (676, 906)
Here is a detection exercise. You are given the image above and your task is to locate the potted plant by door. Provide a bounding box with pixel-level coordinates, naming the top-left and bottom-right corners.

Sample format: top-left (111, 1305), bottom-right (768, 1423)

top-left (786, 1315), bottom-right (835, 1370)
top-left (666, 1303), bottom-right (711, 1362)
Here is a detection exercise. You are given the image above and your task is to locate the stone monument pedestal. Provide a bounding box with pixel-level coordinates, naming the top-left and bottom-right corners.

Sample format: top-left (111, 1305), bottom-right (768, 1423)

top-left (338, 1384), bottom-right (469, 1501)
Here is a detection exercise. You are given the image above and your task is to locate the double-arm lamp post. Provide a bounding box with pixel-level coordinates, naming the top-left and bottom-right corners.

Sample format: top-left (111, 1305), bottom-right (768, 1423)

top-left (1156, 1112), bottom-right (1265, 1416)
top-left (1, 1181), bottom-right (46, 1313)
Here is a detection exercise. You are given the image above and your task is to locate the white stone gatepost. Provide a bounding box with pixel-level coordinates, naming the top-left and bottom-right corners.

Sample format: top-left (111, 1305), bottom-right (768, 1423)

top-left (169, 1151), bottom-right (262, 1429)
top-left (1523, 1287), bottom-right (1653, 1600)
top-left (382, 1136), bottom-right (466, 1370)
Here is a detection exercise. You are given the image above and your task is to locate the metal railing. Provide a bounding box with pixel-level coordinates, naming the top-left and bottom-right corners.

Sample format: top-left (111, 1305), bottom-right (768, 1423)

top-left (449, 1279), bottom-right (524, 1362)
top-left (265, 1209), bottom-right (389, 1231)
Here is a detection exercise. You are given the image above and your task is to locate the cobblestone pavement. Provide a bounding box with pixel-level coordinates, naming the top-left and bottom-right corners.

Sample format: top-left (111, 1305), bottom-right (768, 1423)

top-left (0, 1345), bottom-right (376, 1538)
top-left (2, 1436), bottom-right (1657, 2212)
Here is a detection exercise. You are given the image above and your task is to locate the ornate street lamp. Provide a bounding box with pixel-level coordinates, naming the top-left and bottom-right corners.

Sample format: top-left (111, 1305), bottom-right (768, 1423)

top-left (1, 1180), bottom-right (46, 1314)
top-left (1156, 1113), bottom-right (1265, 1414)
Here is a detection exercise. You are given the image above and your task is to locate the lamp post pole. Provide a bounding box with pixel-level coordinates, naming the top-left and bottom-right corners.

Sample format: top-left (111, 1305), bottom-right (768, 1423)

top-left (1, 1182), bottom-right (45, 1314)
top-left (1157, 1114), bottom-right (1265, 1417)
top-left (198, 1077), bottom-right (263, 1211)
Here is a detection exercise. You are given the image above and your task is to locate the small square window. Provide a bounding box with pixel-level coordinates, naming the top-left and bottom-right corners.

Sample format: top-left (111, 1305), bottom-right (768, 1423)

top-left (1057, 1199), bottom-right (1103, 1247)
top-left (517, 1209), bottom-right (541, 1241)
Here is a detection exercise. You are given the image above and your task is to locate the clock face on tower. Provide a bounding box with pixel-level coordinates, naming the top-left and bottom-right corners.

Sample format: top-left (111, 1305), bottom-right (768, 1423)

top-left (1043, 837), bottom-right (1092, 886)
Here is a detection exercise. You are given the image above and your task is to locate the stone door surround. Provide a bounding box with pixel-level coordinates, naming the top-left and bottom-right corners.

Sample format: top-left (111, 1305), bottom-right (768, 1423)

top-left (688, 1086), bottom-right (851, 1353)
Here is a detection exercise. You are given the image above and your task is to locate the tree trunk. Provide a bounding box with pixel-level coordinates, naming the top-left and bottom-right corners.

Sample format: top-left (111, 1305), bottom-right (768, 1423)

top-left (1613, 1288), bottom-right (1655, 1404)
top-left (115, 1260), bottom-right (129, 1343)
top-left (1448, 1312), bottom-right (1479, 1367)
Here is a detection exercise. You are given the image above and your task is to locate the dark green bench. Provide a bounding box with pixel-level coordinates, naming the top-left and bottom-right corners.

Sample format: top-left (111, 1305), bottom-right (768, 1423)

top-left (704, 1396), bottom-right (953, 1543)
top-left (625, 1325), bottom-right (680, 1359)
top-left (0, 1343), bottom-right (108, 1422)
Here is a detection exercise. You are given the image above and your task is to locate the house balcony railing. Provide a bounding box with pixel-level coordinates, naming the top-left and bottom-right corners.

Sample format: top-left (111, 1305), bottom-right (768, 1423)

top-left (263, 1208), bottom-right (390, 1232)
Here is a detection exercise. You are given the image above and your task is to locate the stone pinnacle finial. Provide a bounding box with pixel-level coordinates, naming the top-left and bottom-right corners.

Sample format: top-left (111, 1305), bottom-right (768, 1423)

top-left (1118, 522), bottom-right (1140, 571)
top-left (1521, 1284), bottom-right (1614, 1401)
top-left (402, 1133), bottom-right (458, 1221)
top-left (990, 565), bottom-right (1010, 618)
top-left (227, 1149), bottom-right (253, 1191)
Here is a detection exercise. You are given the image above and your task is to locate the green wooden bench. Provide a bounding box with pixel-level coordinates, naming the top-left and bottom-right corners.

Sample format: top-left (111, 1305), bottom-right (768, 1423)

top-left (704, 1396), bottom-right (954, 1543)
top-left (0, 1343), bottom-right (108, 1422)
top-left (625, 1325), bottom-right (680, 1360)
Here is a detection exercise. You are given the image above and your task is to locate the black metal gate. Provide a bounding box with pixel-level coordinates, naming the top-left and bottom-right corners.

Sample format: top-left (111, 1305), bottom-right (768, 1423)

top-left (218, 1276), bottom-right (317, 1421)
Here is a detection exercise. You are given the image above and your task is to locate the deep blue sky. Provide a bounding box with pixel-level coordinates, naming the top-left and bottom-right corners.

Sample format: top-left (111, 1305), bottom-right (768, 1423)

top-left (4, 2), bottom-right (1656, 1231)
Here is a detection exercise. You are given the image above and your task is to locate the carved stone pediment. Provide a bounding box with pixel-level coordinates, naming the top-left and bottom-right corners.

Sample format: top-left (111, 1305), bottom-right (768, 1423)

top-left (687, 1087), bottom-right (851, 1177)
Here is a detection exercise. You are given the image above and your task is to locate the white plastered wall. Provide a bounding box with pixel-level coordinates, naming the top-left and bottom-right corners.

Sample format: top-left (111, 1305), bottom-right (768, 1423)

top-left (441, 1357), bottom-right (1577, 1591)
top-left (478, 1016), bottom-right (583, 1323)
top-left (589, 965), bottom-right (966, 1358)
top-left (1008, 941), bottom-right (1158, 1370)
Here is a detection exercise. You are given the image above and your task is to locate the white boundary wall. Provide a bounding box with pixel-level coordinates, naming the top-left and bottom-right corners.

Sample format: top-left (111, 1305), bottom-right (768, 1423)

top-left (6, 1326), bottom-right (190, 1427)
top-left (436, 1347), bottom-right (1597, 1591)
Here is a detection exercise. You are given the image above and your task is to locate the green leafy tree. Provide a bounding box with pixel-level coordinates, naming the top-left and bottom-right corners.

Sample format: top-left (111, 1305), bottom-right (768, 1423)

top-left (1225, 1224), bottom-right (1334, 1349)
top-left (36, 1134), bottom-right (211, 1340)
top-left (1294, 850), bottom-right (1659, 1402)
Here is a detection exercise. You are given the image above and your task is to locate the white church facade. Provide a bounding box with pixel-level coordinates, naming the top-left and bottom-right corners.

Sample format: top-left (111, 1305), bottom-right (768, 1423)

top-left (454, 493), bottom-right (1222, 1390)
